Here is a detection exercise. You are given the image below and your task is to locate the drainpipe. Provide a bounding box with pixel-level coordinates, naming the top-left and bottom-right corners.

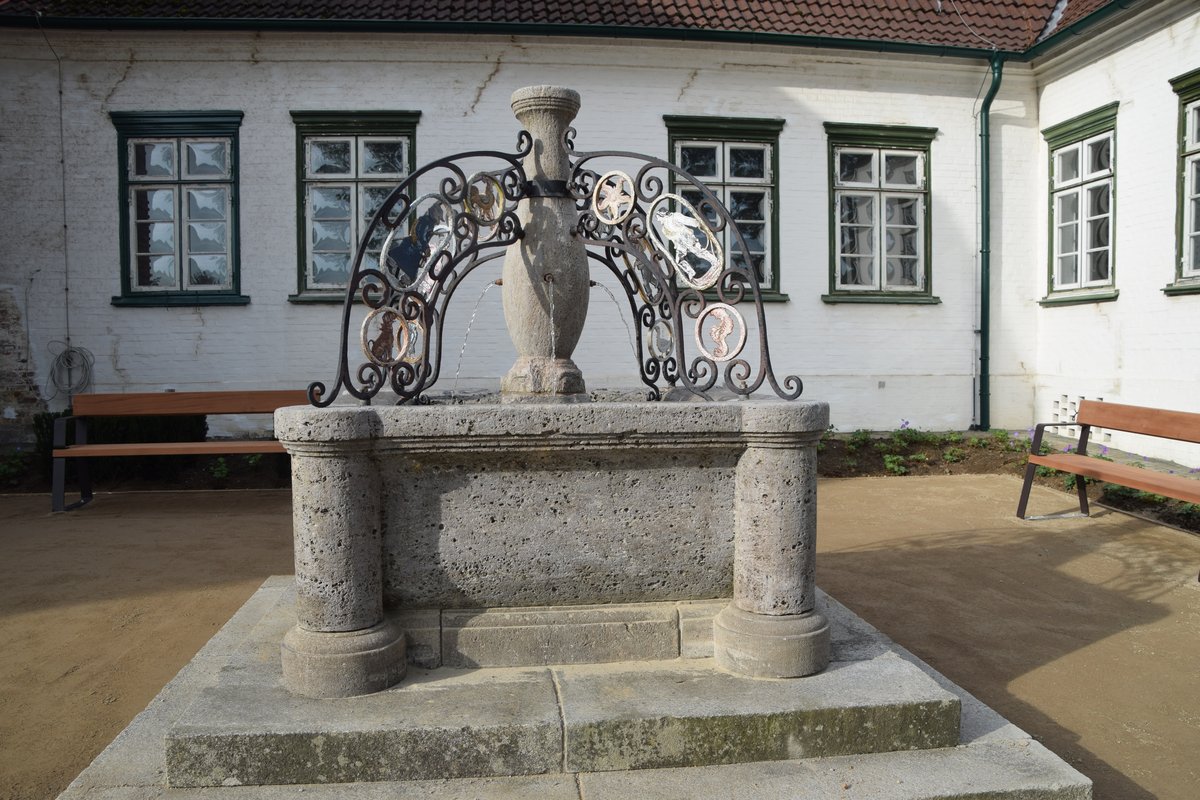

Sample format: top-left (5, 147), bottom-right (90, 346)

top-left (976, 52), bottom-right (1004, 431)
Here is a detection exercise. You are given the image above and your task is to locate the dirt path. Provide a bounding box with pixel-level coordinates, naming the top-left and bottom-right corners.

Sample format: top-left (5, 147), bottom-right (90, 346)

top-left (1, 477), bottom-right (1198, 799)
top-left (0, 491), bottom-right (293, 800)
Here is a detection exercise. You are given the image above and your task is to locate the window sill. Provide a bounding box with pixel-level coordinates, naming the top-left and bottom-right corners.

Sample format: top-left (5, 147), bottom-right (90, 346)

top-left (821, 293), bottom-right (940, 305)
top-left (1162, 280), bottom-right (1200, 297)
top-left (701, 289), bottom-right (789, 303)
top-left (288, 292), bottom-right (353, 304)
top-left (1038, 288), bottom-right (1119, 307)
top-left (112, 293), bottom-right (250, 307)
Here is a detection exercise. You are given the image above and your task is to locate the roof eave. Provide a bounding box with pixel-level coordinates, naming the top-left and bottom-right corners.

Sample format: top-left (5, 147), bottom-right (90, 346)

top-left (0, 15), bottom-right (1023, 60)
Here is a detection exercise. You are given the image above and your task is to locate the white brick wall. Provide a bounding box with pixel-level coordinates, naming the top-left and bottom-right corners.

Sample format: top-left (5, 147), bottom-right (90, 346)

top-left (8, 25), bottom-right (1148, 447)
top-left (1031, 8), bottom-right (1200, 466)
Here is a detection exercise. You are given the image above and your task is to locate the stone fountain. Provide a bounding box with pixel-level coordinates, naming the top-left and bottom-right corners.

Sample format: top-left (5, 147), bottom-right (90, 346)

top-left (58, 87), bottom-right (1092, 799)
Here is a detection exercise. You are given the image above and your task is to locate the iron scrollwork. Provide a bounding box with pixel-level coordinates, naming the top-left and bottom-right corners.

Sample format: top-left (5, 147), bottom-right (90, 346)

top-left (566, 130), bottom-right (803, 402)
top-left (307, 132), bottom-right (532, 407)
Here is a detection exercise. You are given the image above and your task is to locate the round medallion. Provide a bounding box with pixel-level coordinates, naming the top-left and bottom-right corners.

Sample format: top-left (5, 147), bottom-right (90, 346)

top-left (646, 193), bottom-right (723, 291)
top-left (694, 303), bottom-right (746, 363)
top-left (591, 171), bottom-right (636, 226)
top-left (360, 307), bottom-right (410, 367)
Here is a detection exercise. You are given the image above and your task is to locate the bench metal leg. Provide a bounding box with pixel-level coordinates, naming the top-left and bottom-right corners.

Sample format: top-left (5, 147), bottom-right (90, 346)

top-left (51, 417), bottom-right (94, 513)
top-left (1016, 461), bottom-right (1037, 519)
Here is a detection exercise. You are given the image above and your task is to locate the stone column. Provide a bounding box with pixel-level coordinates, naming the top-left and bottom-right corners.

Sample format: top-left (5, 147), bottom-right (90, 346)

top-left (714, 433), bottom-right (830, 678)
top-left (280, 445), bottom-right (406, 698)
top-left (500, 85), bottom-right (589, 399)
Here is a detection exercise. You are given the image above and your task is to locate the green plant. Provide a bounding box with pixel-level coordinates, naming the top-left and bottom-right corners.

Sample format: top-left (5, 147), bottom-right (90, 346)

top-left (942, 447), bottom-right (965, 463)
top-left (908, 453), bottom-right (928, 463)
top-left (846, 428), bottom-right (872, 453)
top-left (0, 449), bottom-right (31, 487)
top-left (209, 457), bottom-right (230, 481)
top-left (942, 431), bottom-right (964, 445)
top-left (882, 454), bottom-right (908, 475)
top-left (243, 453), bottom-right (263, 467)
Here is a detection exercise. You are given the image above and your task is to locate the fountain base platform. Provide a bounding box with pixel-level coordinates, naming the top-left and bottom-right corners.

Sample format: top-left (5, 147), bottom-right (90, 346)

top-left (57, 577), bottom-right (1091, 799)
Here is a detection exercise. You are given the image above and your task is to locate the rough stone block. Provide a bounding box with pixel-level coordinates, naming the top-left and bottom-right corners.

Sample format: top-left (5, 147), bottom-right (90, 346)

top-left (166, 669), bottom-right (562, 786)
top-left (557, 656), bottom-right (960, 773)
top-left (441, 603), bottom-right (679, 667)
top-left (393, 608), bottom-right (441, 669)
top-left (676, 599), bottom-right (727, 658)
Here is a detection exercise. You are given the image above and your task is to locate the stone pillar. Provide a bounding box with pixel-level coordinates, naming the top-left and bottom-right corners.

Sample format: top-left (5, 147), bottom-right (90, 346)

top-left (713, 435), bottom-right (830, 678)
top-left (280, 445), bottom-right (406, 698)
top-left (500, 85), bottom-right (589, 399)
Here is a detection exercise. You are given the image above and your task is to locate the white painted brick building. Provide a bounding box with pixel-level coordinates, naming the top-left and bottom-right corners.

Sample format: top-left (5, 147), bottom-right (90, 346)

top-left (0, 0), bottom-right (1196, 466)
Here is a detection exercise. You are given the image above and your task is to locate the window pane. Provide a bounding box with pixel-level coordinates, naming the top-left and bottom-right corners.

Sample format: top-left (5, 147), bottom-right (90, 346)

top-left (311, 186), bottom-right (351, 220)
top-left (1087, 136), bottom-right (1111, 174)
top-left (188, 222), bottom-right (227, 254)
top-left (134, 189), bottom-right (174, 221)
top-left (185, 141), bottom-right (228, 177)
top-left (1057, 223), bottom-right (1077, 256)
top-left (886, 258), bottom-right (921, 288)
top-left (1058, 254), bottom-right (1078, 286)
top-left (728, 147), bottom-right (765, 179)
top-left (884, 154), bottom-right (919, 186)
top-left (733, 254), bottom-right (767, 283)
top-left (311, 252), bottom-right (350, 286)
top-left (137, 222), bottom-right (175, 254)
top-left (360, 185), bottom-right (393, 226)
top-left (361, 139), bottom-right (406, 176)
top-left (680, 146), bottom-right (718, 178)
top-left (1192, 196), bottom-right (1200, 235)
top-left (886, 229), bottom-right (918, 257)
top-left (840, 226), bottom-right (874, 255)
top-left (1088, 218), bottom-right (1109, 249)
top-left (1055, 147), bottom-right (1079, 184)
top-left (839, 195), bottom-right (873, 225)
top-left (1087, 184), bottom-right (1109, 216)
top-left (136, 255), bottom-right (175, 288)
top-left (1191, 235), bottom-right (1200, 273)
top-left (681, 189), bottom-right (718, 224)
top-left (1191, 105), bottom-right (1200, 148)
top-left (1057, 192), bottom-right (1079, 223)
top-left (840, 257), bottom-right (874, 286)
top-left (885, 197), bottom-right (918, 226)
top-left (728, 191), bottom-right (764, 220)
top-left (188, 254), bottom-right (228, 286)
top-left (1088, 249), bottom-right (1109, 282)
top-left (313, 220), bottom-right (351, 250)
top-left (309, 139), bottom-right (352, 175)
top-left (734, 222), bottom-right (765, 253)
top-left (838, 151), bottom-right (875, 185)
top-left (133, 142), bottom-right (175, 178)
top-left (187, 188), bottom-right (226, 221)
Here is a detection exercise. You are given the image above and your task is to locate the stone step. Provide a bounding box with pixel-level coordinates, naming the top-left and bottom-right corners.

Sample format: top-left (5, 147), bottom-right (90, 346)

top-left (60, 578), bottom-right (1091, 800)
top-left (164, 589), bottom-right (961, 788)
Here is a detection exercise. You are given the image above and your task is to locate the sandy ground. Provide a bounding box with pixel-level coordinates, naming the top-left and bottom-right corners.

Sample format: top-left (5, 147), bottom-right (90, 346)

top-left (1, 475), bottom-right (1198, 800)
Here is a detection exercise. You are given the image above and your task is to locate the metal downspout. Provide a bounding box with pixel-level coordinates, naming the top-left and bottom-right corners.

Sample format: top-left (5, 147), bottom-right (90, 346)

top-left (977, 53), bottom-right (1004, 431)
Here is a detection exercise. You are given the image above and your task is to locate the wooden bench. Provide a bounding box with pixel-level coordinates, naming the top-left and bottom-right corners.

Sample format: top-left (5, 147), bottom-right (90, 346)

top-left (1017, 399), bottom-right (1200, 519)
top-left (52, 390), bottom-right (309, 512)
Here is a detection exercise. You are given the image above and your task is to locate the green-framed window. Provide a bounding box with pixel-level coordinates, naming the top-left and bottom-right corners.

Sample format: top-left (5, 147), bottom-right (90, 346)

top-left (290, 111), bottom-right (421, 302)
top-left (1041, 103), bottom-right (1119, 306)
top-left (664, 116), bottom-right (786, 299)
top-left (823, 123), bottom-right (939, 305)
top-left (1168, 68), bottom-right (1200, 296)
top-left (110, 111), bottom-right (247, 307)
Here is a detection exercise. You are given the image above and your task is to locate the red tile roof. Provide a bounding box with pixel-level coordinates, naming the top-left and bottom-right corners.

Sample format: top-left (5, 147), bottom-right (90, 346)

top-left (0, 1), bottom-right (1127, 55)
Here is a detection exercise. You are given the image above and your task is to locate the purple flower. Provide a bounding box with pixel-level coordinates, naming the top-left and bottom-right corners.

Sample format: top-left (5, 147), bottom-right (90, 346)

top-left (1063, 445), bottom-right (1074, 453)
top-left (900, 419), bottom-right (910, 429)
top-left (1101, 446), bottom-right (1109, 455)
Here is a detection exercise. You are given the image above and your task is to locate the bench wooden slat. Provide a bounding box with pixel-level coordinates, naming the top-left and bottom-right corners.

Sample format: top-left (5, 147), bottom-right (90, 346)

top-left (1076, 399), bottom-right (1200, 444)
top-left (54, 441), bottom-right (286, 458)
top-left (71, 390), bottom-right (309, 417)
top-left (1028, 453), bottom-right (1200, 505)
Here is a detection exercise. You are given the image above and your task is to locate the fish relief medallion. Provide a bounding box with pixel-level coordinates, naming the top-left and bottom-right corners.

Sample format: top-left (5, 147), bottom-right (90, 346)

top-left (592, 171), bottom-right (636, 226)
top-left (694, 303), bottom-right (746, 363)
top-left (646, 193), bottom-right (723, 290)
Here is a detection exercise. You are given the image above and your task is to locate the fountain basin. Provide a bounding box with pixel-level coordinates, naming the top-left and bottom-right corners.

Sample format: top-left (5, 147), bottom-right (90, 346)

top-left (276, 398), bottom-right (829, 696)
